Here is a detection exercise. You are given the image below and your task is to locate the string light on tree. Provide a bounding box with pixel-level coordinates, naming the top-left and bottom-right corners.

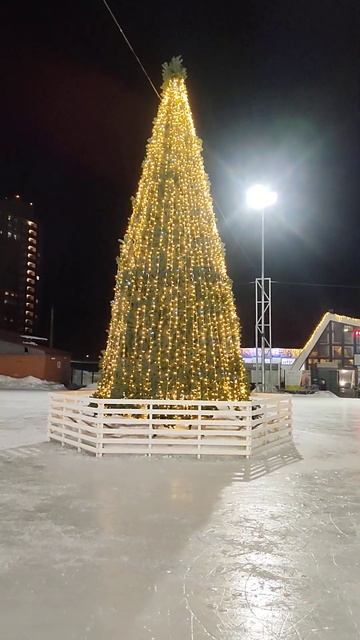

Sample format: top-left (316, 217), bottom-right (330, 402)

top-left (97, 57), bottom-right (248, 401)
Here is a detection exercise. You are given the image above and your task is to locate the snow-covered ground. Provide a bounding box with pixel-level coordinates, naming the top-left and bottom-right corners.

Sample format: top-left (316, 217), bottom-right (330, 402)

top-left (1, 392), bottom-right (360, 639)
top-left (0, 374), bottom-right (65, 390)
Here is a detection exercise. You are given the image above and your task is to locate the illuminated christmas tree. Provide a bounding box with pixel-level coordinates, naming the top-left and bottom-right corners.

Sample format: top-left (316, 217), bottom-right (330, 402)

top-left (97, 57), bottom-right (248, 401)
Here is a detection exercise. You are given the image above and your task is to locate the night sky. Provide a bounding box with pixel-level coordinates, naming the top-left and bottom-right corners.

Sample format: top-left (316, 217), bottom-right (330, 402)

top-left (1, 0), bottom-right (359, 357)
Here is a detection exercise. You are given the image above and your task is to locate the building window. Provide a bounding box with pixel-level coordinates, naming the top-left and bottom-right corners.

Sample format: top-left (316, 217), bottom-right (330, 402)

top-left (355, 335), bottom-right (360, 354)
top-left (319, 328), bottom-right (330, 344)
top-left (332, 345), bottom-right (342, 358)
top-left (344, 326), bottom-right (353, 345)
top-left (318, 345), bottom-right (330, 358)
top-left (332, 322), bottom-right (343, 344)
top-left (344, 346), bottom-right (354, 358)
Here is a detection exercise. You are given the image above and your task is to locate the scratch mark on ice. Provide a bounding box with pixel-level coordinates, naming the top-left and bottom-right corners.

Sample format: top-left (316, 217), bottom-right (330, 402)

top-left (329, 514), bottom-right (348, 537)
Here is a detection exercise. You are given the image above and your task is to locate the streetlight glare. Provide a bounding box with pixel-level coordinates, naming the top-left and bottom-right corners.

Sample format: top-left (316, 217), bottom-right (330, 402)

top-left (246, 184), bottom-right (278, 211)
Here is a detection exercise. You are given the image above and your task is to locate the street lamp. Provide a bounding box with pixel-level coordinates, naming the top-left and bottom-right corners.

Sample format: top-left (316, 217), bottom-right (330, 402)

top-left (246, 184), bottom-right (278, 392)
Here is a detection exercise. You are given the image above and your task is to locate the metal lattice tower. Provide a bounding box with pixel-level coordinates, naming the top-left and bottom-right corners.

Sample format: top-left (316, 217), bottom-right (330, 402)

top-left (255, 277), bottom-right (272, 391)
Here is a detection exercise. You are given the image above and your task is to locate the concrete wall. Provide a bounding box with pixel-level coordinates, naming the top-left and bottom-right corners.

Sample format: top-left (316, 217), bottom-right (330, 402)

top-left (0, 354), bottom-right (70, 384)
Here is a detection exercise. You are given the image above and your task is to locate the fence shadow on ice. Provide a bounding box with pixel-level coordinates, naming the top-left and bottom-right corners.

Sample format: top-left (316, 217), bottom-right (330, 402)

top-left (230, 443), bottom-right (302, 483)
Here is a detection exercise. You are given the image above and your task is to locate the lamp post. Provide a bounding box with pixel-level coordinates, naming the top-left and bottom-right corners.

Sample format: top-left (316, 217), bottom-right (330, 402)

top-left (246, 184), bottom-right (278, 391)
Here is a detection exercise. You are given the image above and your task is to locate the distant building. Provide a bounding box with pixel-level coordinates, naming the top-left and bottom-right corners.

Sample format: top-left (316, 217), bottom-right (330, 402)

top-left (286, 312), bottom-right (360, 396)
top-left (0, 329), bottom-right (70, 384)
top-left (243, 312), bottom-right (360, 396)
top-left (0, 196), bottom-right (40, 335)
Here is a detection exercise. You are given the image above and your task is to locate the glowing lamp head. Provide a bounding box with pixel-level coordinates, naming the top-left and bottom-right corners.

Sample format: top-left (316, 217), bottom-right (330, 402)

top-left (246, 184), bottom-right (278, 211)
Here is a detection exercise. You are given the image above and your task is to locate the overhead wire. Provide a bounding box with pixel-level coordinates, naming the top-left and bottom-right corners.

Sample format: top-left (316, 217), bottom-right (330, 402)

top-left (236, 280), bottom-right (360, 289)
top-left (98, 0), bottom-right (255, 262)
top-left (273, 280), bottom-right (360, 289)
top-left (100, 0), bottom-right (160, 98)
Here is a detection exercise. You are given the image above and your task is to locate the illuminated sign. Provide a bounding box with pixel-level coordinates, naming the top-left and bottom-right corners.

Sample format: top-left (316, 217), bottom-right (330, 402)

top-left (243, 357), bottom-right (295, 365)
top-left (241, 347), bottom-right (301, 359)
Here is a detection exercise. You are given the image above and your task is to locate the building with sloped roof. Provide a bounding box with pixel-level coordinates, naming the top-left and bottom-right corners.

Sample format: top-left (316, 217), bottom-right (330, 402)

top-left (287, 312), bottom-right (360, 396)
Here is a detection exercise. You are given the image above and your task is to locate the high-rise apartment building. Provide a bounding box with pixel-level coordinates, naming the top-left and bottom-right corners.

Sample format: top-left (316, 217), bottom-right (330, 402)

top-left (0, 196), bottom-right (40, 334)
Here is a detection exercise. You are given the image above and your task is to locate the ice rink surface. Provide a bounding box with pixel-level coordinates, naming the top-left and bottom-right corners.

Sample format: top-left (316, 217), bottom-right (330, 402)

top-left (1, 391), bottom-right (360, 639)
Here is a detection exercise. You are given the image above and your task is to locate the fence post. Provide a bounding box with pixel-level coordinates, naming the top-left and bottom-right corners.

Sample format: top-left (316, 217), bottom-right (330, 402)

top-left (246, 401), bottom-right (252, 458)
top-left (148, 400), bottom-right (153, 458)
top-left (197, 402), bottom-right (202, 459)
top-left (96, 399), bottom-right (104, 458)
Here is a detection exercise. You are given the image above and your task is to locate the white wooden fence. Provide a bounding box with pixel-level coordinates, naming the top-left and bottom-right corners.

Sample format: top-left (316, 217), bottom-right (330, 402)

top-left (48, 392), bottom-right (292, 458)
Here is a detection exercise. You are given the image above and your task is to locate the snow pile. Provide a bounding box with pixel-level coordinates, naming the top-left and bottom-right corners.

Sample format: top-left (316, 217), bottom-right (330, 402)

top-left (0, 375), bottom-right (65, 391)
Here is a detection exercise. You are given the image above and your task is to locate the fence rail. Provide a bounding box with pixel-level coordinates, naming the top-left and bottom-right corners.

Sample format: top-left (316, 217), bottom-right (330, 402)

top-left (48, 393), bottom-right (292, 458)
